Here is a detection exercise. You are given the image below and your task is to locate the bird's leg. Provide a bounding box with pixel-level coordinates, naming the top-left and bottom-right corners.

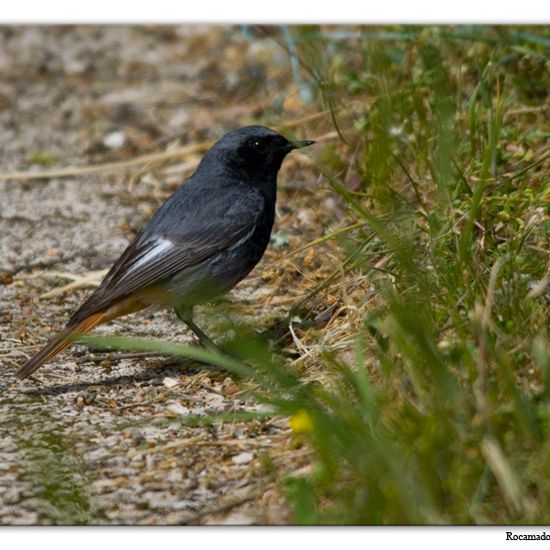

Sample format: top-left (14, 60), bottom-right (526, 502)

top-left (175, 305), bottom-right (221, 355)
top-left (184, 318), bottom-right (220, 354)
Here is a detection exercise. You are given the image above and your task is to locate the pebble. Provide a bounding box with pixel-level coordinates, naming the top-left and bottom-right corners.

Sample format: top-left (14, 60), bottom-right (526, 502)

top-left (166, 402), bottom-right (191, 416)
top-left (103, 130), bottom-right (125, 149)
top-left (216, 510), bottom-right (256, 525)
top-left (231, 452), bottom-right (254, 465)
top-left (163, 377), bottom-right (180, 389)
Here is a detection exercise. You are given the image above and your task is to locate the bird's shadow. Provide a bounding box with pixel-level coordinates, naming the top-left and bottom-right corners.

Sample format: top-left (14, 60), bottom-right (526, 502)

top-left (22, 357), bottom-right (221, 397)
top-left (20, 308), bottom-right (326, 398)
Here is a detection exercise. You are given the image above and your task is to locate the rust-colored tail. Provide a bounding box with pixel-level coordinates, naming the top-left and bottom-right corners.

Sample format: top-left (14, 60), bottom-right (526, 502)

top-left (16, 313), bottom-right (105, 380)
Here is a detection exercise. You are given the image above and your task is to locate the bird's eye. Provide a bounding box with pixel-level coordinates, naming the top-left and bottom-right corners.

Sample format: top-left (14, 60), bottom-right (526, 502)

top-left (252, 138), bottom-right (268, 154)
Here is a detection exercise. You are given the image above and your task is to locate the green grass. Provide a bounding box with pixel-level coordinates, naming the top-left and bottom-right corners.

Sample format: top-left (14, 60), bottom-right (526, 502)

top-left (15, 413), bottom-right (95, 524)
top-left (274, 24), bottom-right (550, 524)
top-left (78, 25), bottom-right (549, 524)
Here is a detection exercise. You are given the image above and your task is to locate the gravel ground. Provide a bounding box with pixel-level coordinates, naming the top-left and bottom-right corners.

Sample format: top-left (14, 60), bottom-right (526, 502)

top-left (0, 25), bottom-right (319, 525)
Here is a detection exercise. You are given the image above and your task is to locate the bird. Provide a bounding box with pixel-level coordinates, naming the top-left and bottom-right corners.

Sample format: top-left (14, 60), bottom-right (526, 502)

top-left (16, 125), bottom-right (315, 380)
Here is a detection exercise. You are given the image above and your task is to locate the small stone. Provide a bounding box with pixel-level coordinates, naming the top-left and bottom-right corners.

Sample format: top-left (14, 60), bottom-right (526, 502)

top-left (103, 130), bottom-right (125, 149)
top-left (231, 452), bottom-right (253, 465)
top-left (163, 377), bottom-right (180, 389)
top-left (166, 402), bottom-right (191, 416)
top-left (85, 447), bottom-right (110, 462)
top-left (4, 486), bottom-right (21, 504)
top-left (217, 510), bottom-right (256, 525)
top-left (123, 428), bottom-right (145, 446)
top-left (165, 468), bottom-right (183, 482)
top-left (203, 392), bottom-right (224, 409)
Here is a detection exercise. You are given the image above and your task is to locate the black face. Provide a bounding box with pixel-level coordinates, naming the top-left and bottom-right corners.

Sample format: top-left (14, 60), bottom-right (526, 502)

top-left (212, 125), bottom-right (314, 176)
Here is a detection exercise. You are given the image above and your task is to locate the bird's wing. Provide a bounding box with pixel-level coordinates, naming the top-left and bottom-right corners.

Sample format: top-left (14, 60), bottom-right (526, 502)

top-left (69, 187), bottom-right (264, 323)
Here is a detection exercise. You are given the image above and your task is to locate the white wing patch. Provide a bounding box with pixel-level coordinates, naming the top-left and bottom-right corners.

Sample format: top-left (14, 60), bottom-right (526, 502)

top-left (122, 237), bottom-right (174, 278)
top-left (227, 226), bottom-right (256, 251)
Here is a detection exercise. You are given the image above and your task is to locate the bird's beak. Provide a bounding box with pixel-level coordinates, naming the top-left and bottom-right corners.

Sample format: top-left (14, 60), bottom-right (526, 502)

top-left (293, 139), bottom-right (316, 149)
top-left (285, 139), bottom-right (316, 152)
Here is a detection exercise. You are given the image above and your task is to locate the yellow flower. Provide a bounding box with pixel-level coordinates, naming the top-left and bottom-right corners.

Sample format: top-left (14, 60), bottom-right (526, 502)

top-left (289, 409), bottom-right (314, 434)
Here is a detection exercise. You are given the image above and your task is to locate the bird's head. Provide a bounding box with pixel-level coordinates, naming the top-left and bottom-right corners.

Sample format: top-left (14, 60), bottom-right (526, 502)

top-left (207, 125), bottom-right (315, 178)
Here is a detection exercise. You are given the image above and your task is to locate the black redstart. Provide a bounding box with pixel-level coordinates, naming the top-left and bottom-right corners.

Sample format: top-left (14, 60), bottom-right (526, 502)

top-left (16, 125), bottom-right (315, 379)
